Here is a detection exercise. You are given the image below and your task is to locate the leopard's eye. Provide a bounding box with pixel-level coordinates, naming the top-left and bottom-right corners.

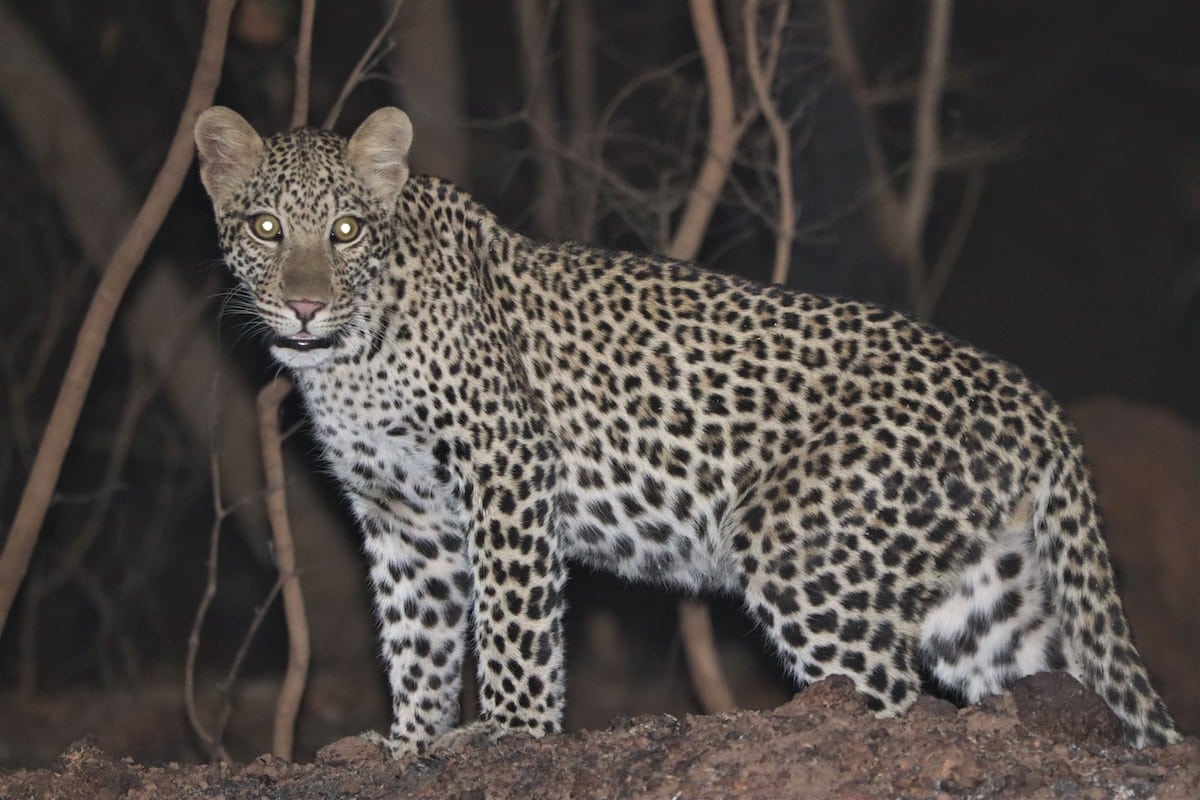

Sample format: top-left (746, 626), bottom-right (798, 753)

top-left (331, 215), bottom-right (363, 243)
top-left (249, 213), bottom-right (282, 241)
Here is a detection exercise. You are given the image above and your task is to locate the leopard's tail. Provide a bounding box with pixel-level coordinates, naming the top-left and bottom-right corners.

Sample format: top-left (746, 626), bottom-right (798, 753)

top-left (1035, 441), bottom-right (1181, 747)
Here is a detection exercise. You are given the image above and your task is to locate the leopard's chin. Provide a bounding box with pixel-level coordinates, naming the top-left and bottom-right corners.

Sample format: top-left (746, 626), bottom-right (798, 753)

top-left (270, 335), bottom-right (340, 368)
top-left (274, 333), bottom-right (335, 351)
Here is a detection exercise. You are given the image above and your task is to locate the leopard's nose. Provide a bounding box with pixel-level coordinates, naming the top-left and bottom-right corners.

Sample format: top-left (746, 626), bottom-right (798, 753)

top-left (286, 299), bottom-right (326, 323)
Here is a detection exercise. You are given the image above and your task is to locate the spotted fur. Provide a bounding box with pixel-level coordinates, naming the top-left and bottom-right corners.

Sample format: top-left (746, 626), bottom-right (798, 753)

top-left (194, 107), bottom-right (1181, 754)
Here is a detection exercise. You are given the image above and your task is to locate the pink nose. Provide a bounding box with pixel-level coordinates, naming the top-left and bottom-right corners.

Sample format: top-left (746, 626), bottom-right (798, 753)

top-left (286, 299), bottom-right (326, 323)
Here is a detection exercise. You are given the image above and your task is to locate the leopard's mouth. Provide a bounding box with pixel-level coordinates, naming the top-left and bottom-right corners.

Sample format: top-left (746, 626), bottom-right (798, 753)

top-left (273, 333), bottom-right (335, 351)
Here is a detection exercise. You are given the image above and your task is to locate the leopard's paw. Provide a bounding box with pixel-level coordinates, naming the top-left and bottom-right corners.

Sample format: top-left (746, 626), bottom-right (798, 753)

top-left (315, 730), bottom-right (417, 765)
top-left (361, 729), bottom-right (427, 760)
top-left (427, 720), bottom-right (530, 754)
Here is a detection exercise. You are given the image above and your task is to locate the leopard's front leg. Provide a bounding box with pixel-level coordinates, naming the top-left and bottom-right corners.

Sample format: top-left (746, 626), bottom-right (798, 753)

top-left (352, 487), bottom-right (472, 758)
top-left (467, 440), bottom-right (568, 740)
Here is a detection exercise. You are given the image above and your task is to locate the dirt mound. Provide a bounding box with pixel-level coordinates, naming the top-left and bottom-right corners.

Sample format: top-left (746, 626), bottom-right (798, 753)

top-left (2, 674), bottom-right (1196, 799)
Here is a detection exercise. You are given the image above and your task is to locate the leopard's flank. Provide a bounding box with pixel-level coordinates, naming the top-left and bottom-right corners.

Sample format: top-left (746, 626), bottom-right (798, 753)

top-left (195, 106), bottom-right (1181, 754)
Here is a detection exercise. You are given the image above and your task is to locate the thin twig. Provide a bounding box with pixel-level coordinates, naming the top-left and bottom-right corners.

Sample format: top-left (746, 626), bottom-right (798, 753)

top-left (744, 0), bottom-right (796, 285)
top-left (44, 282), bottom-right (211, 595)
top-left (0, 0), bottom-right (238, 642)
top-left (581, 52), bottom-right (700, 238)
top-left (323, 0), bottom-right (406, 129)
top-left (903, 0), bottom-right (954, 299)
top-left (291, 0), bottom-right (317, 127)
top-left (16, 566), bottom-right (40, 695)
top-left (918, 168), bottom-right (983, 319)
top-left (184, 452), bottom-right (234, 763)
top-left (564, 0), bottom-right (598, 240)
top-left (258, 376), bottom-right (309, 761)
top-left (822, 0), bottom-right (895, 207)
top-left (667, 0), bottom-right (741, 261)
top-left (214, 576), bottom-right (286, 748)
top-left (515, 0), bottom-right (567, 237)
top-left (667, 0), bottom-right (742, 715)
top-left (678, 600), bottom-right (737, 713)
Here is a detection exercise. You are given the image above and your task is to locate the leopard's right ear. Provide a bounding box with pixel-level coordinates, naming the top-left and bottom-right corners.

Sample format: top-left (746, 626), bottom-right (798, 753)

top-left (194, 107), bottom-right (264, 209)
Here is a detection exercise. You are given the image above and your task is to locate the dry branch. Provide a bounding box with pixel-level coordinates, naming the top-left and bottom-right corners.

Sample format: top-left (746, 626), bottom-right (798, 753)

top-left (257, 377), bottom-right (310, 761)
top-left (743, 0), bottom-right (795, 285)
top-left (42, 292), bottom-right (209, 600)
top-left (823, 0), bottom-right (971, 317)
top-left (918, 168), bottom-right (983, 318)
top-left (515, 0), bottom-right (568, 237)
top-left (292, 0), bottom-right (317, 128)
top-left (903, 0), bottom-right (954, 302)
top-left (822, 0), bottom-right (892, 198)
top-left (822, 0), bottom-right (907, 271)
top-left (667, 0), bottom-right (745, 716)
top-left (324, 0), bottom-right (406, 129)
top-left (185, 452), bottom-right (235, 763)
top-left (0, 0), bottom-right (239, 640)
top-left (213, 578), bottom-right (286, 748)
top-left (564, 0), bottom-right (598, 240)
top-left (667, 0), bottom-right (740, 262)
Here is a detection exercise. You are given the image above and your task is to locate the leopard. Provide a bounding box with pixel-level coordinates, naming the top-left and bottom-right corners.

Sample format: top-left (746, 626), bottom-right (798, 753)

top-left (194, 105), bottom-right (1181, 755)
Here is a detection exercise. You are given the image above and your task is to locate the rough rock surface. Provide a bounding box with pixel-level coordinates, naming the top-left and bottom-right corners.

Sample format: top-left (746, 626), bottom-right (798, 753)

top-left (2, 675), bottom-right (1197, 799)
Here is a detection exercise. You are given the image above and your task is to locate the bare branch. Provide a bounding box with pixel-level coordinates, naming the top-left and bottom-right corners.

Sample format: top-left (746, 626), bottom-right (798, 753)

top-left (515, 0), bottom-right (568, 237)
top-left (822, 0), bottom-right (894, 199)
top-left (903, 0), bottom-right (954, 271)
top-left (292, 0), bottom-right (317, 127)
top-left (822, 0), bottom-right (868, 97)
top-left (214, 577), bottom-right (286, 751)
top-left (824, 0), bottom-right (970, 314)
top-left (918, 169), bottom-right (983, 318)
top-left (43, 285), bottom-right (211, 597)
top-left (564, 0), bottom-right (598, 239)
top-left (257, 377), bottom-right (310, 761)
top-left (579, 52), bottom-right (700, 241)
top-left (250, 0), bottom-right (321, 758)
top-left (743, 0), bottom-right (796, 285)
top-left (667, 0), bottom-right (741, 261)
top-left (0, 0), bottom-right (238, 642)
top-left (185, 452), bottom-right (234, 763)
top-left (564, 0), bottom-right (597, 158)
top-left (664, 0), bottom-right (744, 714)
top-left (861, 59), bottom-right (995, 106)
top-left (677, 600), bottom-right (737, 713)
top-left (324, 0), bottom-right (406, 130)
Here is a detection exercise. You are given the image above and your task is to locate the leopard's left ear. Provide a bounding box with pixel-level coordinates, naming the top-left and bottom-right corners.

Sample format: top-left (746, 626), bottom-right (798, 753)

top-left (346, 108), bottom-right (413, 201)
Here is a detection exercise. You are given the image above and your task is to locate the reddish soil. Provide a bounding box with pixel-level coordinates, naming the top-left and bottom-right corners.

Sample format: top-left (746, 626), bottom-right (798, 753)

top-left (2, 674), bottom-right (1197, 799)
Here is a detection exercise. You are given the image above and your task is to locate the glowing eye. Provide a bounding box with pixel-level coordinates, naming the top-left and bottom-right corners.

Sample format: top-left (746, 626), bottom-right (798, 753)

top-left (331, 215), bottom-right (362, 243)
top-left (249, 213), bottom-right (282, 240)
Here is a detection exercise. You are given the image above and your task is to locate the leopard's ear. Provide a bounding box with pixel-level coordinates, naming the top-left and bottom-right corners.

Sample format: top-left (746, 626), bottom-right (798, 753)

top-left (194, 107), bottom-right (264, 210)
top-left (346, 107), bottom-right (413, 201)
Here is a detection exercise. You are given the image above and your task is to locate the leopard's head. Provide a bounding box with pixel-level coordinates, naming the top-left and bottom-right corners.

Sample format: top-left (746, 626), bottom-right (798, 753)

top-left (194, 107), bottom-right (412, 368)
